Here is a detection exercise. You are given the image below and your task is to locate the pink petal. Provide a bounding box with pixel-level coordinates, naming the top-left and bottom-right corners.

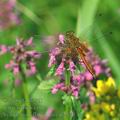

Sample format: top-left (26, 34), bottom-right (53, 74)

top-left (94, 65), bottom-right (102, 75)
top-left (51, 87), bottom-right (58, 94)
top-left (69, 60), bottom-right (75, 72)
top-left (27, 37), bottom-right (33, 46)
top-left (55, 61), bottom-right (65, 76)
top-left (59, 34), bottom-right (64, 44)
top-left (85, 71), bottom-right (93, 80)
top-left (48, 55), bottom-right (56, 67)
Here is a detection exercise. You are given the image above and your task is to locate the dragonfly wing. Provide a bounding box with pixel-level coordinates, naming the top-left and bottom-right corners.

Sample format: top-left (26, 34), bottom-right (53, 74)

top-left (79, 41), bottom-right (89, 52)
top-left (77, 47), bottom-right (96, 78)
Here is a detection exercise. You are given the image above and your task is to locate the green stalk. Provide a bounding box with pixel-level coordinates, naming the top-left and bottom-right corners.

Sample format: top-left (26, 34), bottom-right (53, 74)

top-left (21, 67), bottom-right (32, 120)
top-left (64, 70), bottom-right (71, 120)
top-left (65, 70), bottom-right (70, 86)
top-left (64, 101), bottom-right (71, 120)
top-left (22, 81), bottom-right (32, 120)
top-left (16, 1), bottom-right (41, 25)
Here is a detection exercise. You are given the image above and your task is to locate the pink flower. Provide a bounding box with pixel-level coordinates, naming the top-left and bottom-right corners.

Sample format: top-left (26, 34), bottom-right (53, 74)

top-left (85, 71), bottom-right (93, 81)
top-left (59, 34), bottom-right (64, 44)
top-left (31, 66), bottom-right (36, 74)
top-left (0, 45), bottom-right (8, 55)
top-left (5, 64), bottom-right (11, 69)
top-left (69, 60), bottom-right (76, 73)
top-left (45, 108), bottom-right (54, 120)
top-left (1, 38), bottom-right (40, 77)
top-left (48, 33), bottom-right (111, 100)
top-left (26, 37), bottom-right (33, 46)
top-left (55, 61), bottom-right (65, 76)
top-left (51, 83), bottom-right (64, 94)
top-left (87, 91), bottom-right (95, 104)
top-left (28, 61), bottom-right (37, 75)
top-left (48, 47), bottom-right (60, 67)
top-left (71, 86), bottom-right (79, 98)
top-left (14, 79), bottom-right (22, 87)
top-left (48, 55), bottom-right (56, 67)
top-left (72, 74), bottom-right (85, 85)
top-left (94, 65), bottom-right (102, 75)
top-left (13, 64), bottom-right (19, 75)
top-left (51, 88), bottom-right (58, 94)
top-left (0, 0), bottom-right (20, 29)
top-left (26, 51), bottom-right (41, 58)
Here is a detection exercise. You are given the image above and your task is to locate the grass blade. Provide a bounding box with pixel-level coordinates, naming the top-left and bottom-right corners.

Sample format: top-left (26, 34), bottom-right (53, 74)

top-left (95, 26), bottom-right (120, 84)
top-left (76, 0), bottom-right (100, 38)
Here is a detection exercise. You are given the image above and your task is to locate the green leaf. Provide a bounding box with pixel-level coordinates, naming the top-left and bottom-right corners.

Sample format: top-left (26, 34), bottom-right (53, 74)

top-left (76, 0), bottom-right (100, 38)
top-left (71, 97), bottom-right (84, 120)
top-left (47, 64), bottom-right (56, 77)
top-left (38, 79), bottom-right (57, 90)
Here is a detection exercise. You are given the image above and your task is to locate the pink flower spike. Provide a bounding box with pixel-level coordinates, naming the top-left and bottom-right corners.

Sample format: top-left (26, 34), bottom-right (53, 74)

top-left (59, 34), bottom-right (64, 44)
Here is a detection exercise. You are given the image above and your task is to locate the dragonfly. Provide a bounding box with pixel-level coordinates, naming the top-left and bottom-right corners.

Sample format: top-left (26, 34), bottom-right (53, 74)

top-left (62, 31), bottom-right (96, 78)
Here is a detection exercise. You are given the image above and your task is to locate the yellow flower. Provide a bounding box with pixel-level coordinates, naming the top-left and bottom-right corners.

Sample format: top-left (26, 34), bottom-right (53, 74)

top-left (106, 77), bottom-right (115, 89)
top-left (84, 112), bottom-right (106, 120)
top-left (111, 104), bottom-right (115, 110)
top-left (91, 104), bottom-right (100, 111)
top-left (92, 77), bottom-right (116, 97)
top-left (101, 102), bottom-right (111, 112)
top-left (84, 112), bottom-right (95, 120)
top-left (117, 88), bottom-right (120, 98)
top-left (110, 111), bottom-right (115, 117)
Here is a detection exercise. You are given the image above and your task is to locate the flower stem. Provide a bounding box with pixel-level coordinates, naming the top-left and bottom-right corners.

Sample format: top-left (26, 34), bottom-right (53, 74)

top-left (64, 103), bottom-right (70, 120)
top-left (16, 1), bottom-right (41, 25)
top-left (21, 67), bottom-right (32, 120)
top-left (64, 70), bottom-right (72, 120)
top-left (65, 70), bottom-right (70, 86)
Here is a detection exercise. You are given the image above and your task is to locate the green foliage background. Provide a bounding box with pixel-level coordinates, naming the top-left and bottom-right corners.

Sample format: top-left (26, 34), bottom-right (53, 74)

top-left (0, 0), bottom-right (120, 119)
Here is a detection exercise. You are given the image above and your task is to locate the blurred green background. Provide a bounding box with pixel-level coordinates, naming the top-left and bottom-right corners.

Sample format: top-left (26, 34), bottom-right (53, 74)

top-left (0, 0), bottom-right (120, 119)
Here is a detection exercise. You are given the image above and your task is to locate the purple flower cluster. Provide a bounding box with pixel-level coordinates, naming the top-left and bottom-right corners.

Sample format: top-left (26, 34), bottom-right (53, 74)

top-left (0, 38), bottom-right (41, 77)
top-left (0, 0), bottom-right (20, 29)
top-left (48, 34), bottom-right (111, 98)
top-left (52, 82), bottom-right (79, 98)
